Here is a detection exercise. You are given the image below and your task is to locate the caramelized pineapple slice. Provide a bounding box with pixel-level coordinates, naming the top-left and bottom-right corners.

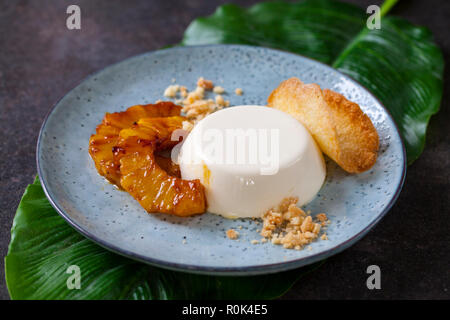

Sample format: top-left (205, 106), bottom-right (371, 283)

top-left (155, 155), bottom-right (181, 178)
top-left (89, 102), bottom-right (181, 186)
top-left (119, 137), bottom-right (206, 216)
top-left (89, 124), bottom-right (122, 185)
top-left (112, 116), bottom-right (186, 166)
top-left (90, 102), bottom-right (205, 216)
top-left (103, 102), bottom-right (181, 128)
top-left (118, 116), bottom-right (186, 150)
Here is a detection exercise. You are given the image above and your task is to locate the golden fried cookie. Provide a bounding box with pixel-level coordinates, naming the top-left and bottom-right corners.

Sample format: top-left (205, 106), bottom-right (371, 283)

top-left (267, 77), bottom-right (379, 173)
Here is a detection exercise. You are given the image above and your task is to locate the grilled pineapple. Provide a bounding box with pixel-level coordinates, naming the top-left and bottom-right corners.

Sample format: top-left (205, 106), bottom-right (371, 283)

top-left (155, 155), bottom-right (181, 178)
top-left (118, 116), bottom-right (186, 151)
top-left (119, 139), bottom-right (206, 216)
top-left (89, 102), bottom-right (181, 186)
top-left (90, 102), bottom-right (206, 216)
top-left (117, 121), bottom-right (206, 216)
top-left (112, 116), bottom-right (186, 168)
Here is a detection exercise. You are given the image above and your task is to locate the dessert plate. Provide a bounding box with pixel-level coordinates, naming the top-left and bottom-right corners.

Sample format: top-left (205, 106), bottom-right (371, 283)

top-left (37, 45), bottom-right (406, 275)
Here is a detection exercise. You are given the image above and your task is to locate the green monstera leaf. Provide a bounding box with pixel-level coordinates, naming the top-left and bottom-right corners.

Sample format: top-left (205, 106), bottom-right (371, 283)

top-left (182, 0), bottom-right (444, 163)
top-left (5, 178), bottom-right (322, 299)
top-left (5, 0), bottom-right (445, 299)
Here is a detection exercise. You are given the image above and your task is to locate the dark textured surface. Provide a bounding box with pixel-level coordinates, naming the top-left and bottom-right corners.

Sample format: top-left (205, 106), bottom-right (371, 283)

top-left (0, 0), bottom-right (448, 300)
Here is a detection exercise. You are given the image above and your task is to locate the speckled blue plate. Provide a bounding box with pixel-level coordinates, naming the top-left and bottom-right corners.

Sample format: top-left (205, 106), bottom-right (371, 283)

top-left (37, 45), bottom-right (406, 275)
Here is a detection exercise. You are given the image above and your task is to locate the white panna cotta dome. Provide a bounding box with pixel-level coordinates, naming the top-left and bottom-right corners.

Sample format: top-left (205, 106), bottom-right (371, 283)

top-left (178, 105), bottom-right (326, 218)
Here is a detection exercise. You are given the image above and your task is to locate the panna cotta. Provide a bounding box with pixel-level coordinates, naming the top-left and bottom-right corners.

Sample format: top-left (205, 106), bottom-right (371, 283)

top-left (178, 105), bottom-right (326, 218)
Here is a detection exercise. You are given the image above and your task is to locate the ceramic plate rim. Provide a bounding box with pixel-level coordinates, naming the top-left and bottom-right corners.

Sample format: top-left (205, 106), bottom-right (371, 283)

top-left (36, 44), bottom-right (407, 275)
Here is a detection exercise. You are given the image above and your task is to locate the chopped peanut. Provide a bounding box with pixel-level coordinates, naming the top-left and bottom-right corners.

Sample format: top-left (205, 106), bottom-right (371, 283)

top-left (182, 120), bottom-right (194, 132)
top-left (164, 85), bottom-right (179, 98)
top-left (197, 77), bottom-right (214, 90)
top-left (162, 77), bottom-right (235, 125)
top-left (213, 86), bottom-right (225, 94)
top-left (259, 198), bottom-right (329, 250)
top-left (179, 86), bottom-right (188, 98)
top-left (215, 95), bottom-right (225, 106)
top-left (226, 229), bottom-right (239, 240)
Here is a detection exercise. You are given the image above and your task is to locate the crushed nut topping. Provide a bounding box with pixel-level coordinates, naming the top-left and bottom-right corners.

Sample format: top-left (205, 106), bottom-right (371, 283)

top-left (164, 85), bottom-right (179, 98)
top-left (260, 197), bottom-right (329, 250)
top-left (179, 86), bottom-right (188, 98)
top-left (163, 77), bottom-right (231, 126)
top-left (213, 86), bottom-right (225, 94)
top-left (182, 120), bottom-right (194, 132)
top-left (197, 77), bottom-right (214, 90)
top-left (226, 229), bottom-right (239, 240)
top-left (215, 94), bottom-right (229, 107)
top-left (316, 213), bottom-right (328, 222)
